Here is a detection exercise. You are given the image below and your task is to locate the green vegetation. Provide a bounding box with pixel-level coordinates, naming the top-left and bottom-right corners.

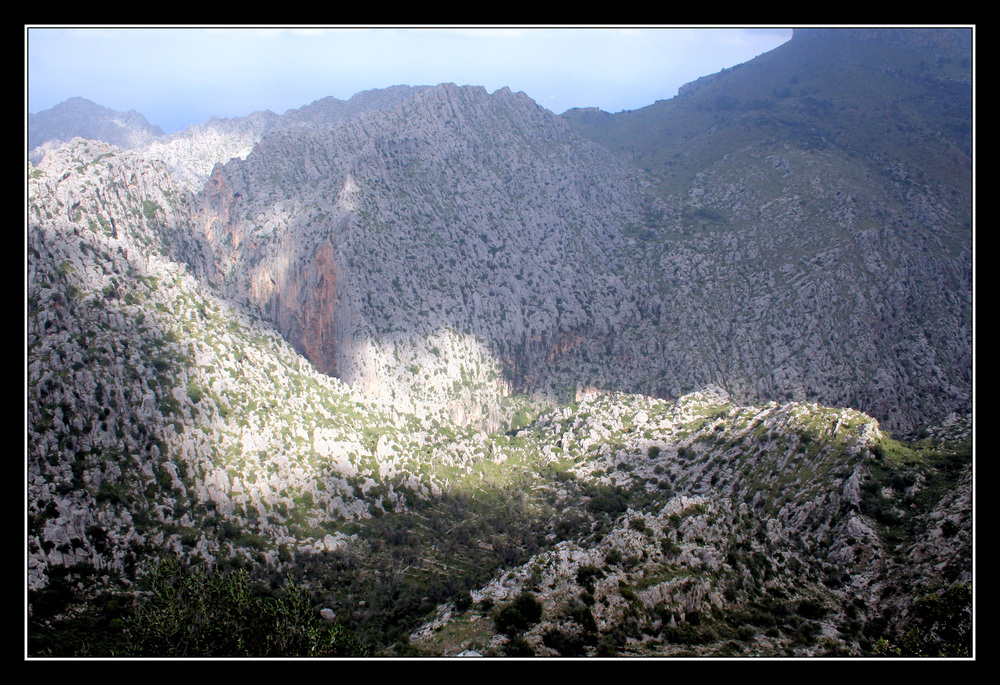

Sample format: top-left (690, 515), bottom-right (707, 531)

top-left (121, 559), bottom-right (367, 657)
top-left (870, 584), bottom-right (972, 657)
top-left (28, 559), bottom-right (367, 657)
top-left (575, 564), bottom-right (605, 592)
top-left (494, 591), bottom-right (544, 636)
top-left (141, 200), bottom-right (162, 222)
top-left (860, 434), bottom-right (972, 550)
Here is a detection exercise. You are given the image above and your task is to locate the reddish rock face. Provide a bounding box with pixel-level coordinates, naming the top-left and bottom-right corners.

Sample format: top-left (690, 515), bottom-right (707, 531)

top-left (246, 235), bottom-right (344, 380)
top-left (196, 163), bottom-right (345, 379)
top-left (294, 241), bottom-right (339, 377)
top-left (199, 165), bottom-right (240, 242)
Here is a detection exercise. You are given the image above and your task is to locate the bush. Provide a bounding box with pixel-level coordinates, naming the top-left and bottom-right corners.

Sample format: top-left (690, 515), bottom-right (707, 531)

top-left (595, 628), bottom-right (625, 656)
top-left (662, 623), bottom-right (718, 646)
top-left (661, 539), bottom-right (682, 556)
top-left (454, 589), bottom-right (473, 612)
top-left (186, 382), bottom-right (204, 404)
top-left (503, 635), bottom-right (535, 656)
top-left (122, 558), bottom-right (367, 657)
top-left (542, 628), bottom-right (587, 656)
top-left (796, 599), bottom-right (827, 620)
top-left (628, 518), bottom-right (647, 532)
top-left (494, 591), bottom-right (544, 636)
top-left (575, 564), bottom-right (604, 592)
top-left (566, 603), bottom-right (597, 634)
top-left (586, 484), bottom-right (630, 515)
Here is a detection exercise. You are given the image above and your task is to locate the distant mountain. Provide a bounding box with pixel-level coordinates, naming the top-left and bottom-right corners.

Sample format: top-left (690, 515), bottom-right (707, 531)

top-left (563, 28), bottom-right (972, 194)
top-left (281, 84), bottom-right (432, 128)
top-left (561, 27), bottom-right (973, 432)
top-left (28, 96), bottom-right (165, 161)
top-left (27, 27), bottom-right (973, 658)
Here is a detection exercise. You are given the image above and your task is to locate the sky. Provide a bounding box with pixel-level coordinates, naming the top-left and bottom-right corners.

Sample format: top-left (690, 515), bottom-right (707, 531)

top-left (26, 26), bottom-right (793, 134)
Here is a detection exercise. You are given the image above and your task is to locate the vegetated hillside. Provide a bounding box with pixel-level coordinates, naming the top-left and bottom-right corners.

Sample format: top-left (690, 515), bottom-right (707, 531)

top-left (407, 389), bottom-right (971, 657)
top-left (561, 27), bottom-right (972, 434)
top-left (27, 27), bottom-right (973, 658)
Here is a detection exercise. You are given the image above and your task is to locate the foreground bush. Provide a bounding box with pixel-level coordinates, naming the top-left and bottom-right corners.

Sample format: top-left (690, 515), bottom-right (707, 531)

top-left (121, 558), bottom-right (368, 657)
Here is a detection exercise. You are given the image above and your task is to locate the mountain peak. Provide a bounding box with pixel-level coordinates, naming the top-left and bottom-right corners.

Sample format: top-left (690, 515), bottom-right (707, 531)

top-left (29, 96), bottom-right (165, 154)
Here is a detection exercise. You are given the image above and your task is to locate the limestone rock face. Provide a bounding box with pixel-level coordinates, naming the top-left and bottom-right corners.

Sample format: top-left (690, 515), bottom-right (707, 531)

top-left (142, 111), bottom-right (280, 191)
top-left (178, 73), bottom-right (970, 434)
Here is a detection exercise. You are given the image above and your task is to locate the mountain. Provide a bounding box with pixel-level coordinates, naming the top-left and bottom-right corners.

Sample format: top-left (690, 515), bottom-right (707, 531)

top-left (28, 97), bottom-right (165, 163)
top-left (26, 28), bottom-right (973, 658)
top-left (561, 27), bottom-right (973, 433)
top-left (564, 28), bottom-right (972, 195)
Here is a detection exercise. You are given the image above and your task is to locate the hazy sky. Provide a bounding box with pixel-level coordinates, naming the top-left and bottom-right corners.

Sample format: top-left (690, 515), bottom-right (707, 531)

top-left (26, 26), bottom-right (793, 133)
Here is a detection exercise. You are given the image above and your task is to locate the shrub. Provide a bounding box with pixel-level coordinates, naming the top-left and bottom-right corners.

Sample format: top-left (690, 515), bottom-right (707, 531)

top-left (186, 382), bottom-right (204, 404)
top-left (494, 591), bottom-right (544, 636)
top-left (454, 589), bottom-right (473, 612)
top-left (661, 540), bottom-right (682, 556)
top-left (122, 558), bottom-right (367, 657)
top-left (566, 603), bottom-right (597, 634)
top-left (542, 628), bottom-right (587, 656)
top-left (796, 599), bottom-right (826, 620)
top-left (662, 623), bottom-right (718, 646)
top-left (586, 485), bottom-right (629, 515)
top-left (142, 200), bottom-right (162, 221)
top-left (595, 629), bottom-right (625, 656)
top-left (503, 635), bottom-right (535, 656)
top-left (575, 564), bottom-right (604, 592)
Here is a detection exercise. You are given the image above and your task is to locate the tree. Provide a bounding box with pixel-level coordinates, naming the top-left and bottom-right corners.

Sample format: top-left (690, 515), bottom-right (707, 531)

top-left (494, 591), bottom-right (544, 636)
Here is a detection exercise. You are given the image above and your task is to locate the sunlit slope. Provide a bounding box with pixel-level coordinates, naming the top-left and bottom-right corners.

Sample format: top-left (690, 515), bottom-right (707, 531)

top-left (406, 389), bottom-right (971, 657)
